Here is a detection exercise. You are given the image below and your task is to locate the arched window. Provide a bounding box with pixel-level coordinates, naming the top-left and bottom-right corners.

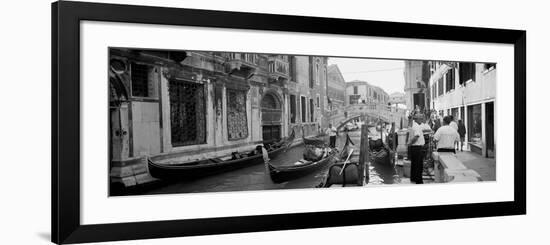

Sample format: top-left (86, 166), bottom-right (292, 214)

top-left (261, 93), bottom-right (280, 109)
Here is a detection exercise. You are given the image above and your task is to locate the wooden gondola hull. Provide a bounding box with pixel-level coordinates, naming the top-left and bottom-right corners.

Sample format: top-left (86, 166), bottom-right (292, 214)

top-left (268, 152), bottom-right (336, 183)
top-left (149, 155), bottom-right (264, 180)
top-left (149, 146), bottom-right (287, 180)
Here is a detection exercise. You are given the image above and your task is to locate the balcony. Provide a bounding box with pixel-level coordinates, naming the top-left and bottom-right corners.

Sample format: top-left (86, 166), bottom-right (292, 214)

top-left (224, 53), bottom-right (260, 78)
top-left (267, 56), bottom-right (289, 83)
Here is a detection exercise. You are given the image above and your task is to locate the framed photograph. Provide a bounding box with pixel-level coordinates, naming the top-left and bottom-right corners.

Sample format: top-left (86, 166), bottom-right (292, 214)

top-left (52, 1), bottom-right (526, 244)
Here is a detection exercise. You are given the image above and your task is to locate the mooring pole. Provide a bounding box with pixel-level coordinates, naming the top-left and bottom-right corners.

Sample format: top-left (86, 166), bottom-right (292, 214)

top-left (358, 124), bottom-right (370, 186)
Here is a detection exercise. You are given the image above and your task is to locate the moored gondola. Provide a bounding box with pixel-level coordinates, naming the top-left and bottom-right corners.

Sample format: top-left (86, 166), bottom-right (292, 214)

top-left (267, 132), bottom-right (346, 183)
top-left (267, 149), bottom-right (337, 183)
top-left (318, 134), bottom-right (363, 187)
top-left (148, 130), bottom-right (295, 180)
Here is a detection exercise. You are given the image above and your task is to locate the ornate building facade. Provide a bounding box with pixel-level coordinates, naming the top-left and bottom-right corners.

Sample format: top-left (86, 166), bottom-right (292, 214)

top-left (108, 49), bottom-right (328, 188)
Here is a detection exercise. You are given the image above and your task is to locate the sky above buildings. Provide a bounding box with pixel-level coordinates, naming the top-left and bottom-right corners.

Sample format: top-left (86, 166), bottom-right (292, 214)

top-left (328, 57), bottom-right (405, 95)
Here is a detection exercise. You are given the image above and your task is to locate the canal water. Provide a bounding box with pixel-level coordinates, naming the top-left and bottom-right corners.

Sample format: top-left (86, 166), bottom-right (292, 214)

top-left (140, 128), bottom-right (400, 195)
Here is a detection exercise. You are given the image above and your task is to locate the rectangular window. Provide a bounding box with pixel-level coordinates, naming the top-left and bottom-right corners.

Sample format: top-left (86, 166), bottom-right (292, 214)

top-left (130, 62), bottom-right (158, 98)
top-left (290, 94), bottom-right (297, 123)
top-left (301, 96), bottom-right (306, 123)
top-left (445, 69), bottom-right (455, 92)
top-left (169, 80), bottom-right (206, 146)
top-left (459, 62), bottom-right (476, 84)
top-left (309, 57), bottom-right (314, 88)
top-left (316, 94), bottom-right (320, 108)
top-left (353, 86), bottom-right (358, 94)
top-left (227, 89), bottom-right (249, 140)
top-left (310, 98), bottom-right (314, 122)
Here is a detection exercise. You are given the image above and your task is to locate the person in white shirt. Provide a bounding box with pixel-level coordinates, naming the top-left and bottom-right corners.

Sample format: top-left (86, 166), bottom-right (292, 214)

top-left (408, 115), bottom-right (425, 184)
top-left (433, 116), bottom-right (460, 153)
top-left (326, 124), bottom-right (338, 148)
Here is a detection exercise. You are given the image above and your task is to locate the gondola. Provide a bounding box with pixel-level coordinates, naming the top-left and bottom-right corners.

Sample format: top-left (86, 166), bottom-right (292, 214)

top-left (317, 134), bottom-right (362, 187)
top-left (148, 130), bottom-right (295, 180)
top-left (368, 128), bottom-right (393, 167)
top-left (267, 133), bottom-right (345, 183)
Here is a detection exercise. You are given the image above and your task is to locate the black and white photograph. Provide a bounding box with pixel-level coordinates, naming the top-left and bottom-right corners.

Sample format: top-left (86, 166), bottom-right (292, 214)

top-left (5, 0), bottom-right (548, 244)
top-left (109, 48), bottom-right (497, 196)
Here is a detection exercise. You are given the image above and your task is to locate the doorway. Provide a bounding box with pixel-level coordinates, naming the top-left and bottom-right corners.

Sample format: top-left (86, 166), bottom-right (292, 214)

top-left (261, 92), bottom-right (282, 143)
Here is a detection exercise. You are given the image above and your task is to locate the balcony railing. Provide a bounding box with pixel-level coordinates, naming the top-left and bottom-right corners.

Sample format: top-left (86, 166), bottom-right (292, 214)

top-left (224, 53), bottom-right (260, 66)
top-left (268, 56), bottom-right (289, 77)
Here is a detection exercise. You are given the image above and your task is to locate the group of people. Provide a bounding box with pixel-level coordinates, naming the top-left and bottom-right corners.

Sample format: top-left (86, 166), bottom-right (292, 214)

top-left (408, 114), bottom-right (467, 184)
top-left (323, 112), bottom-right (470, 184)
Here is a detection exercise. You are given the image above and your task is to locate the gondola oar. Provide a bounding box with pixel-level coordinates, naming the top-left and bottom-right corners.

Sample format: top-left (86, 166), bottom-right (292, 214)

top-left (338, 149), bottom-right (354, 175)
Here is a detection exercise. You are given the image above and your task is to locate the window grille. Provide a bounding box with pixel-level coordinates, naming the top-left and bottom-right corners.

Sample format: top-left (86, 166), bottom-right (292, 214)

top-left (169, 80), bottom-right (206, 146)
top-left (227, 89), bottom-right (249, 140)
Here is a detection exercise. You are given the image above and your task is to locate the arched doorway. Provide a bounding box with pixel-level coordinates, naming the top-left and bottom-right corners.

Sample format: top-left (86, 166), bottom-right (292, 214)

top-left (261, 92), bottom-right (282, 143)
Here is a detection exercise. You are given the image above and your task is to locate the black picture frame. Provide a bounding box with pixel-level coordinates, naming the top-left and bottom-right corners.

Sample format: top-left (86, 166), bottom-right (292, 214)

top-left (52, 1), bottom-right (526, 244)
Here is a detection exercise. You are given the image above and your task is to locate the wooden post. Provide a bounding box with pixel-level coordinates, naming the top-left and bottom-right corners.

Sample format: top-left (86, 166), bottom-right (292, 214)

top-left (358, 124), bottom-right (370, 186)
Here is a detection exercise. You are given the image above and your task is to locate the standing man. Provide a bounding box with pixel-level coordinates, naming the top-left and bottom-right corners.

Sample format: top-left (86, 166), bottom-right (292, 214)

top-left (326, 123), bottom-right (338, 148)
top-left (457, 119), bottom-right (467, 151)
top-left (408, 115), bottom-right (426, 184)
top-left (434, 116), bottom-right (460, 153)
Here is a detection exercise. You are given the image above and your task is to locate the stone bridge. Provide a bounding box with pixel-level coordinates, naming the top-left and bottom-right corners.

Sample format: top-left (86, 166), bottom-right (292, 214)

top-left (329, 103), bottom-right (408, 130)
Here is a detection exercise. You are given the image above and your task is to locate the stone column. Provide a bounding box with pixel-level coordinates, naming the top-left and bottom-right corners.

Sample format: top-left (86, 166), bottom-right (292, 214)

top-left (481, 102), bottom-right (487, 157)
top-left (464, 105), bottom-right (469, 150)
top-left (206, 80), bottom-right (216, 147)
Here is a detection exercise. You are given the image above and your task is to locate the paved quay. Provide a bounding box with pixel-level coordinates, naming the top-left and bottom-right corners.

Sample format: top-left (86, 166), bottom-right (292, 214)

top-left (455, 150), bottom-right (496, 181)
